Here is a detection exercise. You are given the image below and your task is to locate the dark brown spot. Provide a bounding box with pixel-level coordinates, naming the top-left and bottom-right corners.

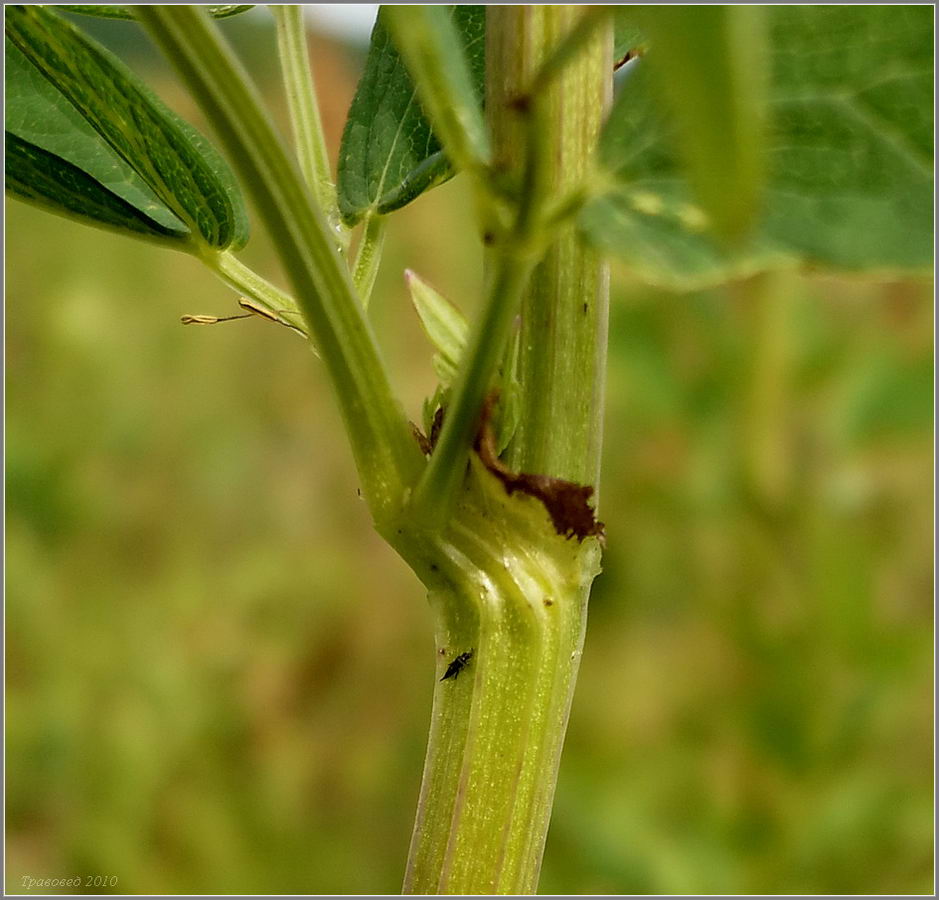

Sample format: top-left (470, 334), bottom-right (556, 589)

top-left (614, 46), bottom-right (644, 72)
top-left (582, 302), bottom-right (588, 314)
top-left (509, 93), bottom-right (531, 114)
top-left (482, 231), bottom-right (496, 246)
top-left (411, 420), bottom-right (433, 456)
top-left (543, 598), bottom-right (554, 607)
top-left (475, 393), bottom-right (605, 543)
top-left (430, 406), bottom-right (445, 450)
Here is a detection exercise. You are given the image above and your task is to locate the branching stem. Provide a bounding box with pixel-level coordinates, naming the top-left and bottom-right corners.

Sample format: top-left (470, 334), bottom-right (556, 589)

top-left (138, 5), bottom-right (424, 524)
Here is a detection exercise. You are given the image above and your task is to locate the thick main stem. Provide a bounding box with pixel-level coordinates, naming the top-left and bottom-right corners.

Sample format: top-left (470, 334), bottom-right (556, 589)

top-left (401, 9), bottom-right (611, 894)
top-left (495, 7), bottom-right (612, 487)
top-left (399, 465), bottom-right (601, 895)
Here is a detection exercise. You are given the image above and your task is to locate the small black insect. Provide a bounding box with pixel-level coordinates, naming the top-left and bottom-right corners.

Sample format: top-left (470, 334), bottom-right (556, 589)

top-left (440, 649), bottom-right (474, 682)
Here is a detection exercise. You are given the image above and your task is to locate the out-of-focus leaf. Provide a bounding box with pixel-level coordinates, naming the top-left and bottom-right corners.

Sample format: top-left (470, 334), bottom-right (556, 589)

top-left (58, 5), bottom-right (255, 21)
top-left (6, 132), bottom-right (189, 243)
top-left (584, 5), bottom-right (934, 290)
top-left (613, 10), bottom-right (643, 63)
top-left (337, 5), bottom-right (485, 226)
top-left (405, 269), bottom-right (468, 386)
top-left (5, 5), bottom-right (248, 250)
top-left (630, 6), bottom-right (768, 239)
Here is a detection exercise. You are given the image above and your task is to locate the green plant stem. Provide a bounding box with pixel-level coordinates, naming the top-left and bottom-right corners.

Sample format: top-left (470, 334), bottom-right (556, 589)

top-left (499, 7), bottom-right (612, 488)
top-left (399, 9), bottom-right (611, 894)
top-left (271, 5), bottom-right (337, 226)
top-left (137, 5), bottom-right (424, 524)
top-left (525, 6), bottom-right (613, 100)
top-left (410, 244), bottom-right (538, 527)
top-left (207, 249), bottom-right (307, 334)
top-left (736, 270), bottom-right (794, 511)
top-left (351, 214), bottom-right (385, 309)
top-left (398, 462), bottom-right (601, 895)
top-left (382, 5), bottom-right (490, 192)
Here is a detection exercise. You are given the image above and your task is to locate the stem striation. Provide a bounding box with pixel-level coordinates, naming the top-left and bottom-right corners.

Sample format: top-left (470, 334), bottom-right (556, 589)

top-left (398, 462), bottom-right (600, 895)
top-left (399, 8), bottom-right (611, 893)
top-left (495, 7), bottom-right (612, 488)
top-left (272, 5), bottom-right (338, 225)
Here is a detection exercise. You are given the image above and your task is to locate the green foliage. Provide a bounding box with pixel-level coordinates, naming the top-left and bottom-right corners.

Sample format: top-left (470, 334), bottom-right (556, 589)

top-left (5, 37), bottom-right (189, 243)
top-left (612, 11), bottom-right (643, 62)
top-left (2, 5), bottom-right (933, 895)
top-left (5, 5), bottom-right (248, 250)
top-left (381, 5), bottom-right (490, 183)
top-left (406, 269), bottom-right (468, 386)
top-left (337, 5), bottom-right (655, 229)
top-left (336, 5), bottom-right (485, 225)
top-left (5, 131), bottom-right (188, 243)
top-left (59, 5), bottom-right (255, 20)
top-left (629, 6), bottom-right (768, 239)
top-left (585, 5), bottom-right (933, 289)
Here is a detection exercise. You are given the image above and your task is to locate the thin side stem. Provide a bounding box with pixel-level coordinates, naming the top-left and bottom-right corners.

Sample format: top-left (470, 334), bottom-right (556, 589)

top-left (409, 244), bottom-right (538, 528)
top-left (271, 5), bottom-right (337, 225)
top-left (138, 6), bottom-right (424, 523)
top-left (351, 215), bottom-right (386, 309)
top-left (208, 249), bottom-right (307, 335)
top-left (382, 5), bottom-right (491, 190)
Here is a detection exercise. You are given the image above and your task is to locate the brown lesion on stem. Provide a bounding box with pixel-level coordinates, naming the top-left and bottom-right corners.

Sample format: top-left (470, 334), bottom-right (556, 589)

top-left (474, 393), bottom-right (605, 543)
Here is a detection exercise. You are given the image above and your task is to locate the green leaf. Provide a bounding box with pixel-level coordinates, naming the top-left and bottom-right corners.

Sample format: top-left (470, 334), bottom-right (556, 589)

top-left (337, 5), bottom-right (486, 226)
top-left (382, 5), bottom-right (490, 180)
top-left (6, 131), bottom-right (189, 243)
top-left (585, 5), bottom-right (934, 289)
top-left (405, 269), bottom-right (468, 386)
top-left (5, 37), bottom-right (187, 241)
top-left (5, 5), bottom-right (248, 250)
top-left (337, 5), bottom-right (650, 226)
top-left (630, 5), bottom-right (768, 239)
top-left (613, 10), bottom-right (643, 63)
top-left (58, 6), bottom-right (255, 21)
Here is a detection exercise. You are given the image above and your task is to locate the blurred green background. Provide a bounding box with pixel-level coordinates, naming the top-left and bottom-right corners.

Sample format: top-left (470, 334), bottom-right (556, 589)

top-left (5, 10), bottom-right (933, 895)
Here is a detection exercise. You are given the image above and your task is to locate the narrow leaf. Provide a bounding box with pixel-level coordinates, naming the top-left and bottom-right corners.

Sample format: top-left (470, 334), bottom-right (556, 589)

top-left (405, 269), bottom-right (468, 387)
top-left (5, 5), bottom-right (248, 250)
top-left (337, 5), bottom-right (486, 226)
top-left (58, 6), bottom-right (255, 21)
top-left (585, 5), bottom-right (933, 289)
